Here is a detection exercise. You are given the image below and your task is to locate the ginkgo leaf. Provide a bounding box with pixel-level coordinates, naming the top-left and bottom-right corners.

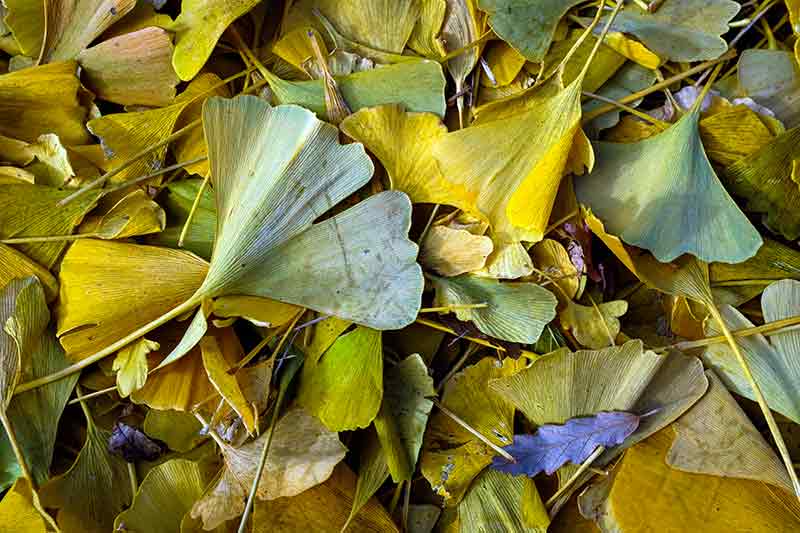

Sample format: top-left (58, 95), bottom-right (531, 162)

top-left (459, 468), bottom-right (549, 533)
top-left (262, 60), bottom-right (447, 120)
top-left (0, 478), bottom-right (48, 532)
top-left (112, 337), bottom-right (159, 397)
top-left (420, 225), bottom-right (493, 277)
top-left (699, 104), bottom-right (777, 166)
top-left (493, 411), bottom-right (640, 477)
top-left (346, 429), bottom-right (390, 530)
top-left (25, 133), bottom-right (75, 187)
top-left (0, 248), bottom-right (55, 307)
top-left (575, 108), bottom-right (762, 263)
top-left (373, 353), bottom-right (435, 482)
top-left (723, 126), bottom-right (800, 240)
top-left (340, 104), bottom-right (477, 210)
top-left (171, 0), bottom-right (261, 81)
top-left (56, 239), bottom-right (208, 361)
top-left (582, 62), bottom-right (656, 134)
top-left (595, 0), bottom-right (740, 62)
top-left (42, 0), bottom-right (135, 61)
top-left (253, 464), bottom-right (399, 533)
top-left (481, 41), bottom-right (527, 87)
top-left (190, 407), bottom-right (346, 530)
top-left (408, 0), bottom-right (447, 58)
top-left (542, 32), bottom-right (626, 93)
top-left (80, 189), bottom-right (166, 240)
top-left (430, 274), bottom-right (557, 344)
top-left (703, 279), bottom-right (800, 424)
top-left (143, 408), bottom-right (206, 453)
top-left (147, 178), bottom-right (216, 259)
top-left (40, 402), bottom-right (133, 533)
top-left (442, 0), bottom-right (481, 125)
top-left (477, 0), bottom-right (585, 62)
top-left (298, 326), bottom-right (383, 431)
top-left (285, 0), bottom-right (420, 54)
top-left (113, 459), bottom-right (207, 533)
top-left (560, 299), bottom-right (627, 350)
top-left (666, 371), bottom-right (792, 492)
top-left (531, 238), bottom-right (581, 304)
top-left (421, 357), bottom-right (525, 504)
top-left (737, 49), bottom-right (800, 128)
top-left (201, 335), bottom-right (255, 434)
top-left (1, 0), bottom-right (44, 57)
top-left (211, 295), bottom-right (302, 329)
top-left (77, 27), bottom-right (178, 107)
top-left (0, 61), bottom-right (90, 145)
top-left (0, 278), bottom-right (34, 409)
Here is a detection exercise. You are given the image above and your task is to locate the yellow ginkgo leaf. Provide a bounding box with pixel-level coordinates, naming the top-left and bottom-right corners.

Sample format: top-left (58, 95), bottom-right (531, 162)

top-left (481, 40), bottom-right (527, 87)
top-left (171, 0), bottom-right (261, 81)
top-left (0, 61), bottom-right (90, 145)
top-left (531, 238), bottom-right (581, 304)
top-left (1, 0), bottom-right (44, 57)
top-left (200, 335), bottom-right (255, 435)
top-left (112, 337), bottom-right (159, 397)
top-left (340, 104), bottom-right (477, 211)
top-left (408, 0), bottom-right (447, 58)
top-left (43, 0), bottom-right (135, 62)
top-left (560, 299), bottom-right (628, 349)
top-left (56, 239), bottom-right (208, 361)
top-left (420, 225), bottom-right (493, 277)
top-left (211, 295), bottom-right (302, 329)
top-left (0, 245), bottom-right (58, 302)
top-left (77, 27), bottom-right (178, 107)
top-left (79, 189), bottom-right (166, 240)
top-left (459, 468), bottom-right (549, 533)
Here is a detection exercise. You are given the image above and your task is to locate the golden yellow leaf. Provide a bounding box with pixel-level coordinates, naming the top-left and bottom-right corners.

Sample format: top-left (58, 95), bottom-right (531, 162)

top-left (200, 335), bottom-right (255, 434)
top-left (211, 295), bottom-right (302, 329)
top-left (602, 32), bottom-right (662, 69)
top-left (78, 189), bottom-right (166, 239)
top-left (699, 105), bottom-right (776, 166)
top-left (420, 225), bottom-right (493, 276)
top-left (112, 337), bottom-right (159, 397)
top-left (531, 238), bottom-right (580, 304)
top-left (0, 245), bottom-right (57, 303)
top-left (560, 299), bottom-right (628, 350)
top-left (0, 478), bottom-right (48, 533)
top-left (481, 40), bottom-right (527, 87)
top-left (408, 0), bottom-right (447, 58)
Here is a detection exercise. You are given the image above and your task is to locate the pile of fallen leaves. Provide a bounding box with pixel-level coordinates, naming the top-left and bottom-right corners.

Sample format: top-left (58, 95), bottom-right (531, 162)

top-left (1, 0), bottom-right (800, 531)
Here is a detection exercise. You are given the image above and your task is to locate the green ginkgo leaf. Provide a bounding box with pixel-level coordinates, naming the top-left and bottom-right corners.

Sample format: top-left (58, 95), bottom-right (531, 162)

top-left (113, 459), bottom-right (207, 533)
top-left (430, 274), bottom-right (557, 344)
top-left (477, 0), bottom-right (585, 62)
top-left (594, 0), bottom-right (740, 62)
top-left (147, 178), bottom-right (217, 259)
top-left (575, 109), bottom-right (762, 264)
top-left (737, 50), bottom-right (800, 128)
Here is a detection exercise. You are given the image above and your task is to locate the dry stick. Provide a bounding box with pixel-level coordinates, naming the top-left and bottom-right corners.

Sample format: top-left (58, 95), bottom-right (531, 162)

top-left (431, 398), bottom-right (515, 462)
top-left (67, 385), bottom-right (117, 405)
top-left (707, 306), bottom-right (800, 499)
top-left (416, 317), bottom-right (507, 352)
top-left (581, 52), bottom-right (735, 123)
top-left (581, 91), bottom-right (669, 129)
top-left (178, 172), bottom-right (211, 248)
top-left (653, 314), bottom-right (800, 353)
top-left (436, 342), bottom-right (479, 393)
top-left (419, 303), bottom-right (489, 313)
top-left (102, 156), bottom-right (208, 196)
top-left (545, 446), bottom-right (605, 511)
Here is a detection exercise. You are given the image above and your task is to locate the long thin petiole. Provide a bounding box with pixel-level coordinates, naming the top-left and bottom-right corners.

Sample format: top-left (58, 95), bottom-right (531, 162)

top-left (178, 172), bottom-right (211, 248)
top-left (431, 398), bottom-right (515, 462)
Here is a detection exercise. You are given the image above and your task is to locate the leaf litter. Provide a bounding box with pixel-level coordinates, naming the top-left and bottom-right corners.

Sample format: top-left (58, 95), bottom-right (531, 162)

top-left (1, 1), bottom-right (800, 532)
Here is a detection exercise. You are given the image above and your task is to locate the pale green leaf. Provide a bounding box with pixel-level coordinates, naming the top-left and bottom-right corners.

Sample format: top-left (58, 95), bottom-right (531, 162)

top-left (738, 49), bottom-right (800, 128)
top-left (459, 468), bottom-right (549, 533)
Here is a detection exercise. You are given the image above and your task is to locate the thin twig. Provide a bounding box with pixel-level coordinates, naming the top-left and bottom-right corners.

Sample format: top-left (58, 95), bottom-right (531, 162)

top-left (545, 446), bottom-right (605, 510)
top-left (431, 398), bottom-right (515, 462)
top-left (652, 313), bottom-right (800, 352)
top-left (178, 172), bottom-right (211, 247)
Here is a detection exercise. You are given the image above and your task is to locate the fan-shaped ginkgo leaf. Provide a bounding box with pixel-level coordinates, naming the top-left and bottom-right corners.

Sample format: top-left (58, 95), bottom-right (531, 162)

top-left (340, 104), bottom-right (477, 210)
top-left (575, 109), bottom-right (762, 264)
top-left (42, 0), bottom-right (136, 62)
top-left (0, 245), bottom-right (58, 304)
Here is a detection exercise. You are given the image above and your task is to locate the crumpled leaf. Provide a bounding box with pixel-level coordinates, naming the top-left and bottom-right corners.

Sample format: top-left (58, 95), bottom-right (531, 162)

top-left (171, 0), bottom-right (261, 81)
top-left (77, 26), bottom-right (178, 107)
top-left (738, 49), bottom-right (800, 129)
top-left (408, 0), bottom-right (447, 58)
top-left (298, 326), bottom-right (383, 432)
top-left (107, 421), bottom-right (163, 463)
top-left (492, 411), bottom-right (640, 477)
top-left (421, 357), bottom-right (525, 504)
top-left (430, 274), bottom-right (557, 344)
top-left (24, 133), bottom-right (75, 187)
top-left (201, 335), bottom-right (256, 434)
top-left (79, 189), bottom-right (166, 240)
top-left (421, 225), bottom-right (494, 277)
top-left (560, 299), bottom-right (627, 349)
top-left (190, 407), bottom-right (346, 530)
top-left (459, 468), bottom-right (549, 533)
top-left (1, 0), bottom-right (44, 57)
top-left (40, 402), bottom-right (133, 533)
top-left (113, 459), bottom-right (207, 533)
top-left (595, 0), bottom-right (740, 62)
top-left (112, 337), bottom-right (159, 397)
top-left (340, 104), bottom-right (476, 210)
top-left (722, 126), bottom-right (800, 240)
top-left (703, 279), bottom-right (800, 424)
top-left (575, 108), bottom-right (762, 263)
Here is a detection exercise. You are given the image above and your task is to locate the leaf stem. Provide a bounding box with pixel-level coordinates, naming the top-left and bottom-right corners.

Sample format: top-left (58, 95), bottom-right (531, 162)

top-left (415, 317), bottom-right (506, 352)
top-left (545, 445), bottom-right (605, 511)
top-left (102, 156), bottom-right (208, 197)
top-left (0, 410), bottom-right (34, 487)
top-left (581, 91), bottom-right (669, 129)
top-left (178, 172), bottom-right (211, 248)
top-left (14, 298), bottom-right (201, 395)
top-left (652, 313), bottom-right (800, 352)
top-left (707, 306), bottom-right (800, 500)
top-left (419, 303), bottom-right (489, 313)
top-left (431, 398), bottom-right (515, 462)
top-left (127, 462), bottom-right (138, 495)
top-left (67, 385), bottom-right (117, 405)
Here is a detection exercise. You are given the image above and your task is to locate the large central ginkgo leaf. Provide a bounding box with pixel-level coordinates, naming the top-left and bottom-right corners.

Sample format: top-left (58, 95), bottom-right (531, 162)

top-left (575, 109), bottom-right (762, 264)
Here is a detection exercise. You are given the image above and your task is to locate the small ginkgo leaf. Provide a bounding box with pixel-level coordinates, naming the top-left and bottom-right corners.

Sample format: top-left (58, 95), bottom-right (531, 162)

top-left (340, 104), bottom-right (477, 211)
top-left (575, 109), bottom-right (762, 263)
top-left (595, 0), bottom-right (740, 62)
top-left (113, 459), bottom-right (207, 533)
top-left (481, 41), bottom-right (527, 87)
top-left (703, 279), bottom-right (800, 424)
top-left (531, 238), bottom-right (581, 304)
top-left (190, 407), bottom-right (346, 530)
top-left (492, 411), bottom-right (640, 477)
top-left (460, 468), bottom-right (549, 533)
top-left (42, 0), bottom-right (135, 61)
top-left (77, 27), bottom-right (178, 107)
top-left (0, 61), bottom-right (90, 145)
top-left (723, 126), bottom-right (800, 240)
top-left (211, 295), bottom-right (302, 329)
top-left (490, 341), bottom-right (662, 485)
top-left (80, 189), bottom-right (166, 240)
top-left (298, 326), bottom-right (383, 432)
top-left (25, 133), bottom-right (75, 187)
top-left (112, 337), bottom-right (159, 397)
top-left (477, 0), bottom-right (585, 62)
top-left (0, 278), bottom-right (34, 409)
top-left (262, 60), bottom-right (447, 120)
top-left (421, 357), bottom-right (525, 504)
top-left (560, 299), bottom-right (627, 349)
top-left (738, 49), bottom-right (800, 128)
top-left (430, 274), bottom-right (557, 344)
top-left (40, 402), bottom-right (133, 533)
top-left (373, 353), bottom-right (435, 482)
top-left (420, 225), bottom-right (493, 277)
top-left (666, 371), bottom-right (792, 492)
top-left (285, 0), bottom-right (420, 54)
top-left (56, 240), bottom-right (208, 361)
top-left (699, 104), bottom-right (776, 166)
top-left (200, 335), bottom-right (256, 434)
top-left (171, 0), bottom-right (261, 81)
